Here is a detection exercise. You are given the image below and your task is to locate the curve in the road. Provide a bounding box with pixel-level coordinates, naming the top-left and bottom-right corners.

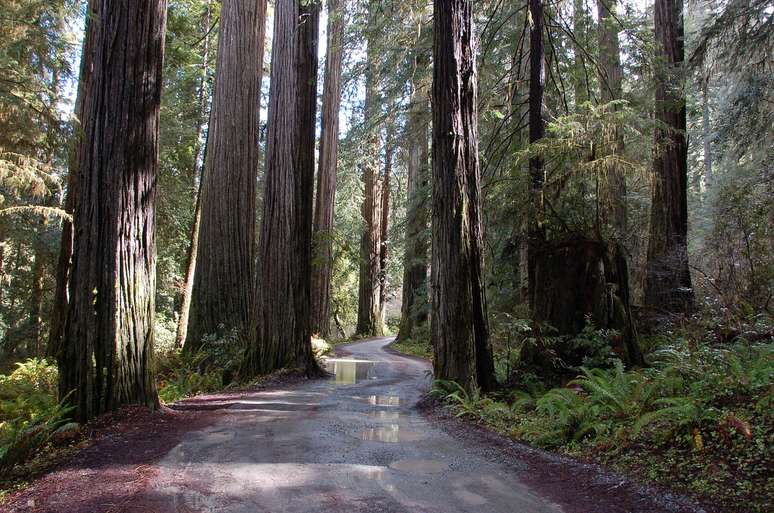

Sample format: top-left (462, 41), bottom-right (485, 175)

top-left (149, 337), bottom-right (564, 513)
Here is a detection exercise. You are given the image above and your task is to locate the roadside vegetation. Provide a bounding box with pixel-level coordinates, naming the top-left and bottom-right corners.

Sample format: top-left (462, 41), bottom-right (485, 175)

top-left (426, 315), bottom-right (773, 513)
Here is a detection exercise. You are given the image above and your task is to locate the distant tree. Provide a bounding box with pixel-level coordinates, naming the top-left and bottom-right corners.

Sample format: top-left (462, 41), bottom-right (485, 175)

top-left (311, 0), bottom-right (347, 338)
top-left (186, 0), bottom-right (266, 352)
top-left (175, 0), bottom-right (215, 349)
top-left (356, 0), bottom-right (385, 337)
top-left (527, 0), bottom-right (546, 309)
top-left (597, 0), bottom-right (627, 237)
top-left (397, 33), bottom-right (430, 343)
top-left (431, 0), bottom-right (494, 392)
top-left (644, 0), bottom-right (693, 313)
top-left (59, 0), bottom-right (167, 421)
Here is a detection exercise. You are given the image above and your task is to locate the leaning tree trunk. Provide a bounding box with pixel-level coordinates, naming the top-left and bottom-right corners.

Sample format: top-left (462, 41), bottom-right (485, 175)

top-left (175, 0), bottom-right (214, 349)
top-left (527, 0), bottom-right (546, 310)
top-left (431, 0), bottom-right (495, 393)
top-left (47, 0), bottom-right (97, 359)
top-left (245, 0), bottom-right (320, 376)
top-left (59, 0), bottom-right (166, 421)
top-left (185, 0), bottom-right (265, 352)
top-left (644, 0), bottom-right (693, 314)
top-left (597, 0), bottom-right (627, 239)
top-left (397, 57), bottom-right (430, 343)
top-left (356, 4), bottom-right (384, 337)
top-left (311, 0), bottom-right (347, 339)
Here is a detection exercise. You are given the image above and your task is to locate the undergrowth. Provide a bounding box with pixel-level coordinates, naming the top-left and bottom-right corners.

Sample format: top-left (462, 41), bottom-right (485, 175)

top-left (432, 324), bottom-right (773, 513)
top-left (0, 359), bottom-right (76, 472)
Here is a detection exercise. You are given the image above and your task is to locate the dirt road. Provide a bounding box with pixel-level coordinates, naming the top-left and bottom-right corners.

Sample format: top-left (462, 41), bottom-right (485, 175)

top-left (5, 337), bottom-right (708, 513)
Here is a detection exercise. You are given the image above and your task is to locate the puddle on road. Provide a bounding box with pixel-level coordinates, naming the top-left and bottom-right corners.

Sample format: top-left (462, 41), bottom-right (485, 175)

top-left (367, 410), bottom-right (400, 421)
top-left (358, 424), bottom-right (424, 443)
top-left (389, 459), bottom-right (448, 474)
top-left (325, 359), bottom-right (376, 385)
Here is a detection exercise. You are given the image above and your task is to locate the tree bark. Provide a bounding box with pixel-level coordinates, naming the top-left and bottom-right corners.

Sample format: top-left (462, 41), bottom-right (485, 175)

top-left (47, 0), bottom-right (97, 359)
top-left (572, 0), bottom-right (589, 106)
top-left (431, 0), bottom-right (495, 393)
top-left (59, 0), bottom-right (167, 421)
top-left (701, 81), bottom-right (712, 189)
top-left (175, 0), bottom-right (214, 349)
top-left (644, 0), bottom-right (694, 314)
top-left (378, 128), bottom-right (394, 318)
top-left (356, 4), bottom-right (384, 337)
top-left (527, 0), bottom-right (546, 310)
top-left (397, 61), bottom-right (430, 343)
top-left (311, 0), bottom-right (347, 339)
top-left (245, 0), bottom-right (320, 376)
top-left (185, 0), bottom-right (266, 352)
top-left (597, 0), bottom-right (627, 239)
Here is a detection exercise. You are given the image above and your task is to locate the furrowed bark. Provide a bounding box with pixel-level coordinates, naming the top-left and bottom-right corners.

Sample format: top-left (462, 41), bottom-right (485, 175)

top-left (644, 0), bottom-right (694, 314)
top-left (431, 0), bottom-right (495, 393)
top-left (311, 0), bottom-right (347, 339)
top-left (397, 63), bottom-right (430, 343)
top-left (246, 0), bottom-right (320, 376)
top-left (186, 0), bottom-right (265, 352)
top-left (47, 0), bottom-right (97, 359)
top-left (59, 0), bottom-right (167, 421)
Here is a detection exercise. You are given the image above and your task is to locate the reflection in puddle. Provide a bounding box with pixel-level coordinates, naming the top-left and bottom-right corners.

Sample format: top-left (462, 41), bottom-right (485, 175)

top-left (367, 410), bottom-right (400, 421)
top-left (325, 359), bottom-right (376, 385)
top-left (389, 459), bottom-right (448, 474)
top-left (366, 395), bottom-right (400, 406)
top-left (358, 425), bottom-right (424, 443)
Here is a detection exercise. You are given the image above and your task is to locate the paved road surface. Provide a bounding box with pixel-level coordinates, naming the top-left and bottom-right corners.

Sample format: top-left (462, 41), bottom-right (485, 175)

top-left (149, 337), bottom-right (564, 513)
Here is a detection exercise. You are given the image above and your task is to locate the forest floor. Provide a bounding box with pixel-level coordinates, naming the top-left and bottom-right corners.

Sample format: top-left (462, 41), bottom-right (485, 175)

top-left (1, 338), bottom-right (711, 513)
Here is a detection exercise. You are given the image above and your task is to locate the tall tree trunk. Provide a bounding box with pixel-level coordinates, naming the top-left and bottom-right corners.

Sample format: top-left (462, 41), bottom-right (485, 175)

top-left (397, 59), bottom-right (430, 343)
top-left (431, 0), bottom-right (494, 393)
top-left (175, 0), bottom-right (213, 349)
top-left (572, 0), bottom-right (589, 107)
top-left (527, 0), bottom-right (546, 310)
top-left (644, 0), bottom-right (693, 314)
top-left (186, 0), bottom-right (266, 352)
top-left (59, 0), bottom-right (167, 421)
top-left (47, 0), bottom-right (97, 359)
top-left (293, 0), bottom-right (321, 369)
top-left (29, 217), bottom-right (47, 357)
top-left (378, 128), bottom-right (394, 320)
top-left (356, 4), bottom-right (384, 337)
top-left (245, 0), bottom-right (320, 376)
top-left (702, 81), bottom-right (712, 190)
top-left (597, 0), bottom-right (627, 238)
top-left (311, 0), bottom-right (347, 339)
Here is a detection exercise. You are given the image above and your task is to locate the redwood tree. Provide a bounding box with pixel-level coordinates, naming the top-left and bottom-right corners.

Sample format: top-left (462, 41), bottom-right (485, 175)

top-left (397, 57), bottom-right (430, 343)
top-left (311, 0), bottom-right (347, 338)
top-left (356, 3), bottom-right (385, 337)
top-left (245, 0), bottom-right (319, 375)
top-left (597, 0), bottom-right (627, 237)
top-left (431, 0), bottom-right (494, 392)
top-left (48, 0), bottom-right (97, 358)
top-left (527, 0), bottom-right (546, 309)
top-left (185, 0), bottom-right (266, 351)
top-left (175, 0), bottom-right (215, 348)
top-left (59, 0), bottom-right (167, 421)
top-left (644, 0), bottom-right (693, 313)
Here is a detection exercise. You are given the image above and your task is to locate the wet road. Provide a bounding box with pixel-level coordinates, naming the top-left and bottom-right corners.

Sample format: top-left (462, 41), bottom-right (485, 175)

top-left (150, 337), bottom-right (564, 513)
